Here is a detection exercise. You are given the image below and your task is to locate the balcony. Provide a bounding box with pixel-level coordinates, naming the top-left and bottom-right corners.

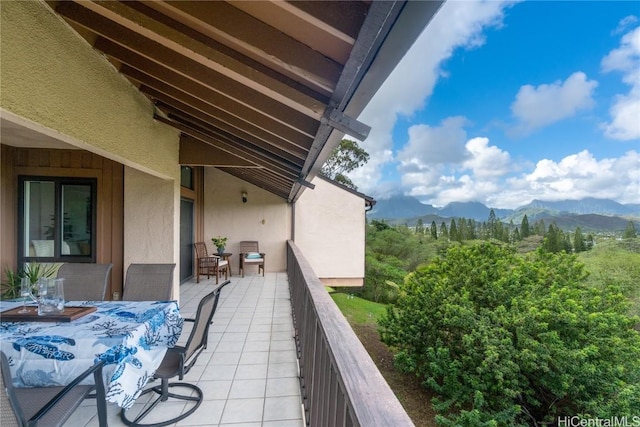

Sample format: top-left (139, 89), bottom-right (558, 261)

top-left (68, 242), bottom-right (412, 426)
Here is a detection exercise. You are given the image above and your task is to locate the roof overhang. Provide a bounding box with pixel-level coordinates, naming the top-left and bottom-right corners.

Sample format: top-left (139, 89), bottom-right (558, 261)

top-left (47, 0), bottom-right (444, 202)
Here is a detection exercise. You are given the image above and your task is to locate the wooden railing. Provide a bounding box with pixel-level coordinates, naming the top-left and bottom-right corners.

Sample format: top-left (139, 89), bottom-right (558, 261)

top-left (287, 240), bottom-right (414, 427)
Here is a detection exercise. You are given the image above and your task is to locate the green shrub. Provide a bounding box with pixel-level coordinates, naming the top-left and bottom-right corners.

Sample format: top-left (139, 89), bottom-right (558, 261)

top-left (379, 242), bottom-right (640, 426)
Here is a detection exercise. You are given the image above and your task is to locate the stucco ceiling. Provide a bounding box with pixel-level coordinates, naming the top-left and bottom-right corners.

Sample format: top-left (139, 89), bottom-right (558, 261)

top-left (42, 0), bottom-right (443, 202)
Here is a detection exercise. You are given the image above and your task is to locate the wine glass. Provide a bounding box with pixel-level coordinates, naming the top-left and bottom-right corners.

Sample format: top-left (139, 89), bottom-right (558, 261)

top-left (19, 277), bottom-right (32, 313)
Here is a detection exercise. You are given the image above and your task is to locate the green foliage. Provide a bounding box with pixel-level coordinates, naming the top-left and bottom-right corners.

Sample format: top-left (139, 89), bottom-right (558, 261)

top-left (320, 138), bottom-right (370, 190)
top-left (1, 263), bottom-right (57, 300)
top-left (579, 238), bottom-right (640, 317)
top-left (329, 290), bottom-right (387, 325)
top-left (624, 220), bottom-right (637, 239)
top-left (379, 243), bottom-right (640, 426)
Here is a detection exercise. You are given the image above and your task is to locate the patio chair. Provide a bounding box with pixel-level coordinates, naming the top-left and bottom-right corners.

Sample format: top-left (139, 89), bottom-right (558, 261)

top-left (1, 351), bottom-right (107, 427)
top-left (239, 240), bottom-right (265, 277)
top-left (122, 263), bottom-right (175, 301)
top-left (194, 242), bottom-right (228, 284)
top-left (56, 263), bottom-right (112, 301)
top-left (120, 280), bottom-right (230, 427)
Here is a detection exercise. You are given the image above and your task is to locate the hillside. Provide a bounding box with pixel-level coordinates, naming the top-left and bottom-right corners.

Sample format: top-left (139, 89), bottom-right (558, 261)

top-left (368, 196), bottom-right (640, 232)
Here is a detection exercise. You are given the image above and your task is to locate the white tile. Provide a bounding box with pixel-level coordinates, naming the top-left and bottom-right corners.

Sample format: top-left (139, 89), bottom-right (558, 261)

top-left (220, 398), bottom-right (264, 423)
top-left (264, 396), bottom-right (303, 421)
top-left (235, 363), bottom-right (268, 380)
top-left (266, 377), bottom-right (301, 397)
top-left (228, 378), bottom-right (266, 398)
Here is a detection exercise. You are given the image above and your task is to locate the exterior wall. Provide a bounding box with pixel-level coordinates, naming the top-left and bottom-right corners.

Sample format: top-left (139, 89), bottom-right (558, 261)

top-left (203, 169), bottom-right (290, 274)
top-left (1, 1), bottom-right (182, 295)
top-left (295, 178), bottom-right (365, 286)
top-left (123, 167), bottom-right (180, 297)
top-left (0, 1), bottom-right (180, 180)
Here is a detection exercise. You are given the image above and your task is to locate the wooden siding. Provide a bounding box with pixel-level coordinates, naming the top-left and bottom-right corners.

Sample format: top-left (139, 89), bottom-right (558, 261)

top-left (0, 145), bottom-right (125, 297)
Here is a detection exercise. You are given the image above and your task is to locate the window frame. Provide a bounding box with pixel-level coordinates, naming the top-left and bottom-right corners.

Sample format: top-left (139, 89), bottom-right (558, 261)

top-left (18, 175), bottom-right (98, 265)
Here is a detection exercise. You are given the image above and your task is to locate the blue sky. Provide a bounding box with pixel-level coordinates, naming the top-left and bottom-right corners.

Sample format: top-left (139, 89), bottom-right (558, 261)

top-left (350, 0), bottom-right (640, 209)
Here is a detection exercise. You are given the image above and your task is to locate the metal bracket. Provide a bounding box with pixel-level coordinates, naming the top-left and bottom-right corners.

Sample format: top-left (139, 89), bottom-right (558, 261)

top-left (323, 109), bottom-right (371, 141)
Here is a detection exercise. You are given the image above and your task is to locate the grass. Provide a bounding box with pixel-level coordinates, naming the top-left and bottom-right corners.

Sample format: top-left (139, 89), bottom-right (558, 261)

top-left (579, 238), bottom-right (640, 317)
top-left (327, 288), bottom-right (387, 325)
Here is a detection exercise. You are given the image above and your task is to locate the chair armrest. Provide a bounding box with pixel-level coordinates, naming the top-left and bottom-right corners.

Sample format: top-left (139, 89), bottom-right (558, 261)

top-left (30, 360), bottom-right (107, 424)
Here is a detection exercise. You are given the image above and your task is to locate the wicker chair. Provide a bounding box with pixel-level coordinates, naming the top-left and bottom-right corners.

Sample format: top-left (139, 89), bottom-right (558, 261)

top-left (56, 263), bottom-right (112, 301)
top-left (239, 241), bottom-right (265, 277)
top-left (1, 351), bottom-right (107, 427)
top-left (120, 280), bottom-right (230, 427)
top-left (122, 263), bottom-right (175, 301)
top-left (194, 242), bottom-right (228, 284)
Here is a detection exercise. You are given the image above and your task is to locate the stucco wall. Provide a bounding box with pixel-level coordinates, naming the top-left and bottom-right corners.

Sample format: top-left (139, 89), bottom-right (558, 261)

top-left (203, 169), bottom-right (290, 274)
top-left (0, 1), bottom-right (180, 180)
top-left (295, 178), bottom-right (366, 283)
top-left (124, 167), bottom-right (180, 298)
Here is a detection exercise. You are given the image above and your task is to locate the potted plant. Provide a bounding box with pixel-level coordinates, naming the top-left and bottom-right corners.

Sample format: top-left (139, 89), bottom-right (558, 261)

top-left (211, 236), bottom-right (228, 255)
top-left (1, 263), bottom-right (57, 300)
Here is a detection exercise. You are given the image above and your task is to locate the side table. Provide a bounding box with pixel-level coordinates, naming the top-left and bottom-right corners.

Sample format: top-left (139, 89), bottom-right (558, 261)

top-left (217, 252), bottom-right (233, 276)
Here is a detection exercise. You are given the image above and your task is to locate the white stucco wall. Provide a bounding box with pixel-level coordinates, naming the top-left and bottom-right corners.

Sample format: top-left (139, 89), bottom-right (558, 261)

top-left (1, 1), bottom-right (182, 294)
top-left (124, 167), bottom-right (180, 298)
top-left (203, 168), bottom-right (290, 274)
top-left (0, 1), bottom-right (180, 180)
top-left (295, 178), bottom-right (366, 285)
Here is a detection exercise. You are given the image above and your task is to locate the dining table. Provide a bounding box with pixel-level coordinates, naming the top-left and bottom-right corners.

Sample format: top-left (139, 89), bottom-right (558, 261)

top-left (0, 299), bottom-right (183, 409)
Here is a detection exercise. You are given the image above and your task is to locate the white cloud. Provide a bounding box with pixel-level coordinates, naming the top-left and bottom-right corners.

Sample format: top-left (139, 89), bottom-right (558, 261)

top-left (612, 15), bottom-right (638, 35)
top-left (601, 25), bottom-right (640, 140)
top-left (397, 129), bottom-right (515, 206)
top-left (492, 150), bottom-right (640, 208)
top-left (509, 72), bottom-right (598, 135)
top-left (462, 137), bottom-right (511, 178)
top-left (397, 116), bottom-right (469, 168)
top-left (350, 0), bottom-right (516, 195)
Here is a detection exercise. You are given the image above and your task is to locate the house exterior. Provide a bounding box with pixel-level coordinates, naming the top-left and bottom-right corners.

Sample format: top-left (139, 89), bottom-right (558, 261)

top-left (1, 1), bottom-right (443, 299)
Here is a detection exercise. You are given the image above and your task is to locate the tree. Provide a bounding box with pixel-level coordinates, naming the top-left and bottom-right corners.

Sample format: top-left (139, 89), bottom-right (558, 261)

top-left (380, 243), bottom-right (640, 426)
top-left (439, 221), bottom-right (449, 240)
top-left (449, 219), bottom-right (459, 242)
top-left (430, 221), bottom-right (438, 240)
top-left (415, 218), bottom-right (425, 235)
top-left (320, 138), bottom-right (370, 190)
top-left (520, 214), bottom-right (531, 238)
top-left (573, 226), bottom-right (586, 252)
top-left (487, 209), bottom-right (498, 239)
top-left (624, 220), bottom-right (637, 239)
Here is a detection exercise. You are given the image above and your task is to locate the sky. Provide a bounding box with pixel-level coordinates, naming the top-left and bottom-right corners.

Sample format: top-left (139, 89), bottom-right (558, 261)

top-left (349, 0), bottom-right (640, 209)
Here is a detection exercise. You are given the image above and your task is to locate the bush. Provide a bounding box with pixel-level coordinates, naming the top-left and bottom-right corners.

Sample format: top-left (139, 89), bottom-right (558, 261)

top-left (379, 242), bottom-right (640, 426)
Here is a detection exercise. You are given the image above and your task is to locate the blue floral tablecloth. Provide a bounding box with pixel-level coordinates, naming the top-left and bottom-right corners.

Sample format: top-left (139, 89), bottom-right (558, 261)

top-left (0, 300), bottom-right (183, 409)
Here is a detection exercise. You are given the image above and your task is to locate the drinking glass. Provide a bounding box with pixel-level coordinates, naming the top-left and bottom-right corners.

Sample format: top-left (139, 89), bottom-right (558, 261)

top-left (19, 277), bottom-right (32, 313)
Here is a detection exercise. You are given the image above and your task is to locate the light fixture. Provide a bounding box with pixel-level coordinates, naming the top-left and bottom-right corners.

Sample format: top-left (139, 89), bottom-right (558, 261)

top-left (241, 191), bottom-right (248, 203)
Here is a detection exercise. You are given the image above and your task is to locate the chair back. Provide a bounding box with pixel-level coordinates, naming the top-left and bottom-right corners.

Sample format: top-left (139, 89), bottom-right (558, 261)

top-left (182, 280), bottom-right (230, 373)
top-left (122, 263), bottom-right (175, 301)
top-left (194, 242), bottom-right (209, 258)
top-left (240, 241), bottom-right (259, 254)
top-left (57, 263), bottom-right (113, 301)
top-left (0, 352), bottom-right (21, 427)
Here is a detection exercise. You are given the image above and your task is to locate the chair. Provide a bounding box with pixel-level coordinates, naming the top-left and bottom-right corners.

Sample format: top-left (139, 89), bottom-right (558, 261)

top-left (56, 263), bottom-right (112, 301)
top-left (1, 351), bottom-right (107, 427)
top-left (120, 280), bottom-right (230, 427)
top-left (194, 242), bottom-right (228, 284)
top-left (239, 241), bottom-right (265, 277)
top-left (122, 263), bottom-right (175, 301)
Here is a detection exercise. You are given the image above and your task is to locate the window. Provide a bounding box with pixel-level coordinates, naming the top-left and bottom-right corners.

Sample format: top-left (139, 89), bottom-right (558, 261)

top-left (180, 166), bottom-right (193, 190)
top-left (18, 176), bottom-right (97, 263)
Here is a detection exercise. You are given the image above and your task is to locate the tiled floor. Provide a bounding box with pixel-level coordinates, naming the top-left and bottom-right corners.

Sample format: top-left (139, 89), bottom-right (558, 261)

top-left (69, 272), bottom-right (304, 427)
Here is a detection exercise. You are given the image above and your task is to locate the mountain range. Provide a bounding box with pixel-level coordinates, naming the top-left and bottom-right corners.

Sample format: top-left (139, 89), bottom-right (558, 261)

top-left (368, 196), bottom-right (640, 232)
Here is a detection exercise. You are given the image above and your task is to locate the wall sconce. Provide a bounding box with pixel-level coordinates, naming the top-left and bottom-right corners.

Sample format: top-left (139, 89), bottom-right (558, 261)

top-left (241, 191), bottom-right (248, 203)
